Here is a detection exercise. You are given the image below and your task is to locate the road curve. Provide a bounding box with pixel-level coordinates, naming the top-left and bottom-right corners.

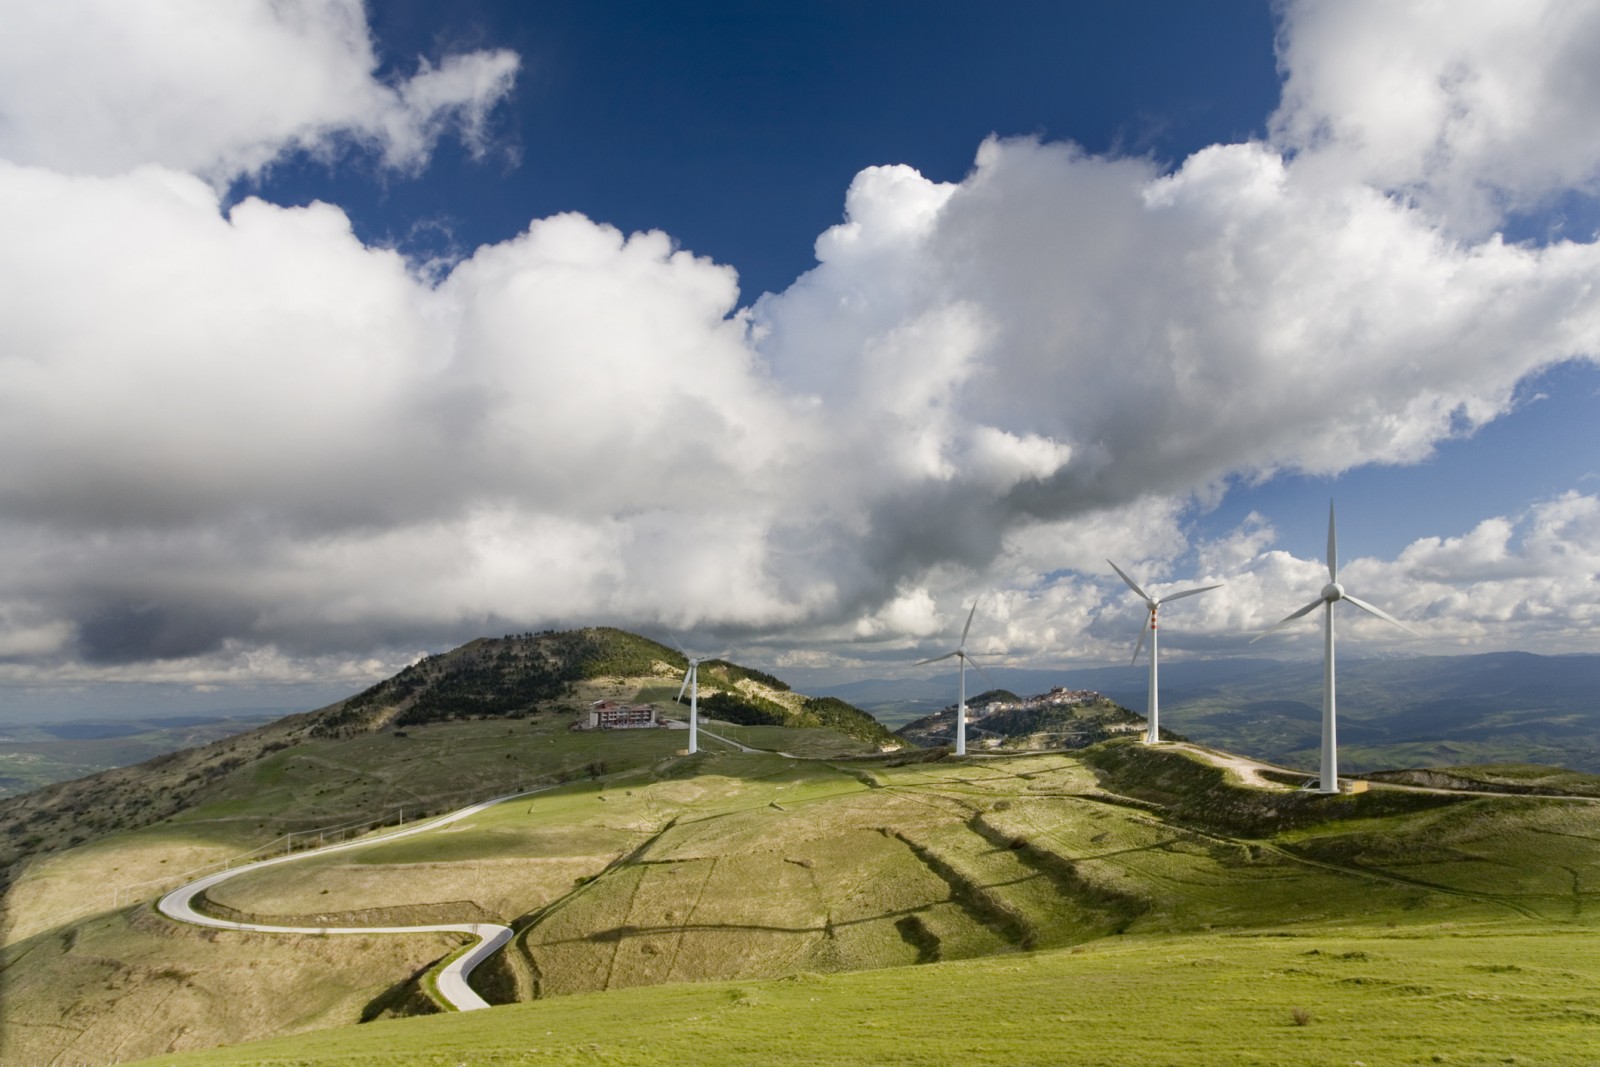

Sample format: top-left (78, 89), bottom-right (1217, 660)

top-left (158, 786), bottom-right (550, 1011)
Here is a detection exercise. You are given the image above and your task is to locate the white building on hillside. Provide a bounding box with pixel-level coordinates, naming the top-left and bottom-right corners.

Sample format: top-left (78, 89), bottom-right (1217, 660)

top-left (585, 700), bottom-right (660, 729)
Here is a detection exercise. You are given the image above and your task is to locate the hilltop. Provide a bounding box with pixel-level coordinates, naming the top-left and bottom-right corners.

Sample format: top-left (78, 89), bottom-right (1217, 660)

top-left (895, 686), bottom-right (1159, 749)
top-left (309, 627), bottom-right (889, 745)
top-left (0, 628), bottom-right (892, 879)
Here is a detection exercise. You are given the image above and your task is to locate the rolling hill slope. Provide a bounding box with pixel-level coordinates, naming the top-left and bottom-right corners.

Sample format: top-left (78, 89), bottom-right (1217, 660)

top-left (9, 731), bottom-right (1600, 1064)
top-left (0, 629), bottom-right (889, 886)
top-left (7, 637), bottom-right (1600, 1065)
top-left (77, 738), bottom-right (1600, 1066)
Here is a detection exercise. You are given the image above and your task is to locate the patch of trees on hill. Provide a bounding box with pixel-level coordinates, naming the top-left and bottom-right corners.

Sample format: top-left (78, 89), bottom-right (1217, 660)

top-left (313, 628), bottom-right (691, 734)
top-left (688, 690), bottom-right (897, 747)
top-left (698, 691), bottom-right (789, 726)
top-left (799, 697), bottom-right (897, 744)
top-left (305, 626), bottom-right (895, 745)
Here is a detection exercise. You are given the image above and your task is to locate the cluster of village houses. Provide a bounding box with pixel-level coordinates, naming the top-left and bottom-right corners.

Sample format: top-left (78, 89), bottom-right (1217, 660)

top-left (973, 687), bottom-right (1101, 718)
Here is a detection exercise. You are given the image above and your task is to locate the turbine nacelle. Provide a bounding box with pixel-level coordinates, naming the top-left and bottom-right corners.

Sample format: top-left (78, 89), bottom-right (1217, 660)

top-left (1322, 581), bottom-right (1344, 603)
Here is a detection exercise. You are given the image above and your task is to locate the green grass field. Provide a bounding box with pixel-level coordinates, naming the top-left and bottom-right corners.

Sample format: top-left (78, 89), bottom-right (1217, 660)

top-left (10, 735), bottom-right (1600, 1066)
top-left (1, 715), bottom-right (687, 946)
top-left (689, 720), bottom-right (883, 757)
top-left (124, 923), bottom-right (1600, 1066)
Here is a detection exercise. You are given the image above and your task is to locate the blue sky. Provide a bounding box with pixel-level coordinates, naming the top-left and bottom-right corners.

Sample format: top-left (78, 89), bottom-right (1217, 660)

top-left (1, 0), bottom-right (1598, 712)
top-left (251, 2), bottom-right (1282, 300)
top-left (251, 0), bottom-right (1600, 569)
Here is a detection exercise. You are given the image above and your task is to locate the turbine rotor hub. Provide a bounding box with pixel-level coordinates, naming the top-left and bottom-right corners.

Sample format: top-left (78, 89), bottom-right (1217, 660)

top-left (1322, 581), bottom-right (1344, 602)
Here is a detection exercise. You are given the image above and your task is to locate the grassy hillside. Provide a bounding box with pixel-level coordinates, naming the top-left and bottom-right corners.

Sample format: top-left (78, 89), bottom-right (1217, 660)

top-left (0, 635), bottom-right (897, 1067)
top-left (12, 733), bottom-right (1600, 1064)
top-left (9, 643), bottom-right (1600, 1067)
top-left (83, 736), bottom-right (1600, 1066)
top-left (312, 628), bottom-right (686, 735)
top-left (125, 923), bottom-right (1600, 1066)
top-left (315, 628), bottom-right (891, 748)
top-left (1, 717), bottom-right (766, 1064)
top-left (0, 629), bottom-right (891, 884)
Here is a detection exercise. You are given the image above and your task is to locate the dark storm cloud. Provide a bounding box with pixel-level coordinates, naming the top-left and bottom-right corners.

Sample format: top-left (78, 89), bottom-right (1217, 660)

top-left (76, 602), bottom-right (256, 665)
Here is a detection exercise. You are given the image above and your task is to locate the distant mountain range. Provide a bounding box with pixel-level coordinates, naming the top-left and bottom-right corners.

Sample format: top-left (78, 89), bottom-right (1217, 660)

top-left (817, 651), bottom-right (1600, 773)
top-left (0, 712), bottom-right (283, 801)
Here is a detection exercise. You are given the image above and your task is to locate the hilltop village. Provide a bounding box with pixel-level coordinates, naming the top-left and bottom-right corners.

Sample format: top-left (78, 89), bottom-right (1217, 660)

top-left (978, 686), bottom-right (1105, 717)
top-left (895, 686), bottom-right (1147, 750)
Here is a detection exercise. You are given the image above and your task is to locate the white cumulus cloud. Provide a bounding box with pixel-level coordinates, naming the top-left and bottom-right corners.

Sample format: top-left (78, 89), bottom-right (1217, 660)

top-left (0, 0), bottom-right (1598, 690)
top-left (0, 0), bottom-right (518, 183)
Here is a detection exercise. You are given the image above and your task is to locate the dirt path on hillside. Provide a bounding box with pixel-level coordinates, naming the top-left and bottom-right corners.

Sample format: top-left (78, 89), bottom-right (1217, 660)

top-left (1164, 742), bottom-right (1304, 790)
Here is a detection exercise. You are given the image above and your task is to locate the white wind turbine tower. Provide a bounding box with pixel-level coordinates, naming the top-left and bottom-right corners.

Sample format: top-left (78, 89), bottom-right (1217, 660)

top-left (1253, 502), bottom-right (1418, 794)
top-left (916, 600), bottom-right (997, 756)
top-left (1107, 561), bottom-right (1221, 744)
top-left (671, 637), bottom-right (706, 755)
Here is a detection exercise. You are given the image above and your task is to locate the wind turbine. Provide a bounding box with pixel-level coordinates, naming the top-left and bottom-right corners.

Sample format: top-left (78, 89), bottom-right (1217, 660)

top-left (1107, 561), bottom-right (1221, 744)
top-left (670, 637), bottom-right (705, 755)
top-left (915, 600), bottom-right (996, 756)
top-left (1252, 502), bottom-right (1417, 794)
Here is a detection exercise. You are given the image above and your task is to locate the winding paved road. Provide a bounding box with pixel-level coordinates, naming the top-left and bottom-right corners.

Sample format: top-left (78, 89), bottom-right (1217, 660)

top-left (158, 786), bottom-right (550, 1011)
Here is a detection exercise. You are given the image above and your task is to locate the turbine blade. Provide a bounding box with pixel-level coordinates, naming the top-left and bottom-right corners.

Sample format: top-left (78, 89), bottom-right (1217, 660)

top-left (915, 651), bottom-right (959, 666)
top-left (1249, 597), bottom-right (1326, 642)
top-left (676, 674), bottom-right (689, 701)
top-left (1327, 501), bottom-right (1338, 583)
top-left (1107, 559), bottom-right (1149, 601)
top-left (1158, 583), bottom-right (1223, 604)
top-left (1342, 594), bottom-right (1420, 636)
top-left (960, 600), bottom-right (979, 646)
top-left (964, 654), bottom-right (999, 690)
top-left (1130, 615), bottom-right (1149, 665)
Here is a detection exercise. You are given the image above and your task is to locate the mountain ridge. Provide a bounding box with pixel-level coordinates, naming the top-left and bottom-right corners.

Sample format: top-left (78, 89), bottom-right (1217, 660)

top-left (830, 650), bottom-right (1600, 772)
top-left (0, 628), bottom-right (890, 878)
